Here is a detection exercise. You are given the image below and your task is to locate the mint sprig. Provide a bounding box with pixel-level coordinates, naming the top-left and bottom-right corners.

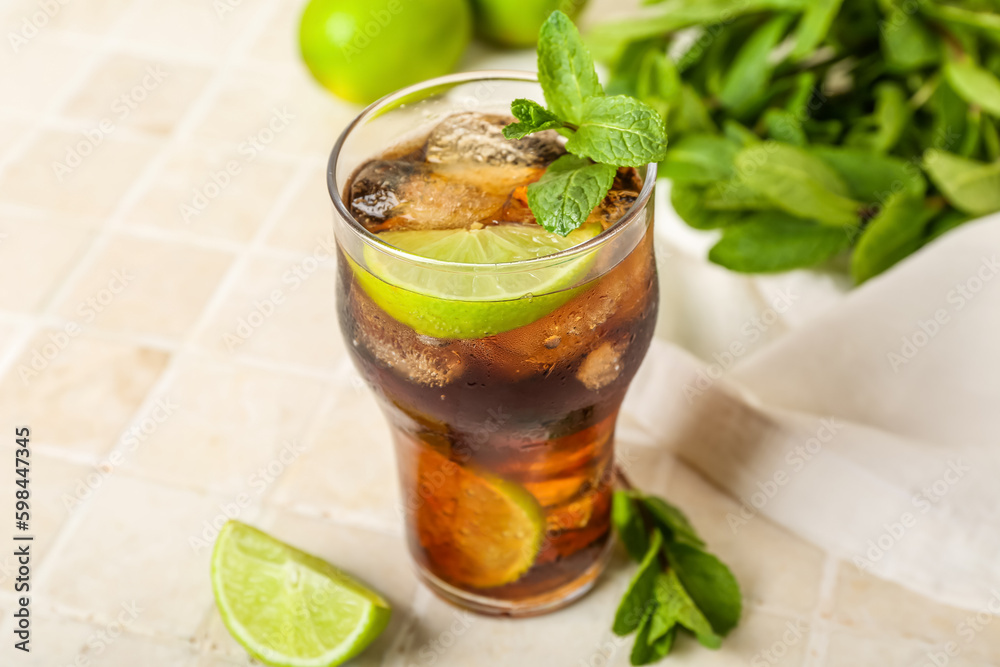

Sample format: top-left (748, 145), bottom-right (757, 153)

top-left (503, 11), bottom-right (668, 236)
top-left (612, 487), bottom-right (742, 665)
top-left (527, 156), bottom-right (616, 236)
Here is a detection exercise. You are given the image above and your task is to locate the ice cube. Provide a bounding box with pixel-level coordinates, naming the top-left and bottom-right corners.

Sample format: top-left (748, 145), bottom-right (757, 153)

top-left (576, 341), bottom-right (627, 390)
top-left (349, 160), bottom-right (543, 232)
top-left (350, 284), bottom-right (465, 387)
top-left (424, 112), bottom-right (565, 168)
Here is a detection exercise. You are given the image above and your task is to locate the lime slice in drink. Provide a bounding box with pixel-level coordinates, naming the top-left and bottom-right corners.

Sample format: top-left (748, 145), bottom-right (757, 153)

top-left (414, 447), bottom-right (546, 588)
top-left (352, 222), bottom-right (602, 339)
top-left (211, 521), bottom-right (391, 667)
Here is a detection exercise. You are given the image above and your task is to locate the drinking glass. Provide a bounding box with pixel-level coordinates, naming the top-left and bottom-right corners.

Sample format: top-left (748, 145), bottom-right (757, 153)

top-left (329, 72), bottom-right (658, 616)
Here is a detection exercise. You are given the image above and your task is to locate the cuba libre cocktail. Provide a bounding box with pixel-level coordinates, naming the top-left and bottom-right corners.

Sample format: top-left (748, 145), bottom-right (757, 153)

top-left (330, 73), bottom-right (658, 616)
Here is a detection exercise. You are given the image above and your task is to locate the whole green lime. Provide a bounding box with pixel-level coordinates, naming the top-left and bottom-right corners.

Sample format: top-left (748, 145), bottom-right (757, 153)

top-left (471, 0), bottom-right (588, 48)
top-left (299, 0), bottom-right (472, 105)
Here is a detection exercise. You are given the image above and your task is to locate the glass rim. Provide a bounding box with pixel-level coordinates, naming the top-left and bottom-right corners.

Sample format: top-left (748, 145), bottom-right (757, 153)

top-left (326, 70), bottom-right (658, 272)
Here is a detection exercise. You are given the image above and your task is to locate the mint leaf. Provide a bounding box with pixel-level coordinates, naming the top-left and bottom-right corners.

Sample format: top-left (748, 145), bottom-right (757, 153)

top-left (566, 96), bottom-right (669, 166)
top-left (811, 147), bottom-right (927, 202)
top-left (851, 193), bottom-right (939, 284)
top-left (921, 3), bottom-right (1000, 37)
top-left (844, 82), bottom-right (909, 154)
top-left (640, 496), bottom-right (704, 548)
top-left (764, 109), bottom-right (807, 146)
top-left (924, 149), bottom-right (1000, 216)
top-left (503, 99), bottom-right (564, 140)
top-left (537, 11), bottom-right (602, 124)
top-left (880, 10), bottom-right (941, 72)
top-left (665, 541), bottom-right (742, 636)
top-left (651, 569), bottom-right (720, 648)
top-left (671, 185), bottom-right (747, 230)
top-left (630, 609), bottom-right (676, 665)
top-left (718, 14), bottom-right (794, 117)
top-left (629, 606), bottom-right (659, 665)
top-left (709, 212), bottom-right (852, 273)
top-left (613, 491), bottom-right (650, 562)
top-left (526, 155), bottom-right (616, 236)
top-left (613, 528), bottom-right (663, 636)
top-left (705, 178), bottom-right (774, 211)
top-left (660, 134), bottom-right (737, 184)
top-left (734, 144), bottom-right (861, 226)
top-left (789, 0), bottom-right (842, 60)
top-left (944, 59), bottom-right (1000, 117)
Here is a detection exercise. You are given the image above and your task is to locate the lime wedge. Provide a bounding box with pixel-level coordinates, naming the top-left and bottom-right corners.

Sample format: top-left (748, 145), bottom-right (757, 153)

top-left (415, 447), bottom-right (545, 589)
top-left (211, 521), bottom-right (391, 667)
top-left (352, 223), bottom-right (601, 339)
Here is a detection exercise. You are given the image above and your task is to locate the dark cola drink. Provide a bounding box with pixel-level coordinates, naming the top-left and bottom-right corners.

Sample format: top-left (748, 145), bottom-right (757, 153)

top-left (335, 109), bottom-right (658, 616)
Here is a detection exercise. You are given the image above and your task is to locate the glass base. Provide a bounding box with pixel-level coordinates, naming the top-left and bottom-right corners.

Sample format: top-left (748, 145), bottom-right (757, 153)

top-left (413, 536), bottom-right (615, 618)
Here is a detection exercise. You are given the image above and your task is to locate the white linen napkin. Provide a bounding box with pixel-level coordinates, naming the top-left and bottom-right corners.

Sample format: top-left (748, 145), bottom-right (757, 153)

top-left (627, 201), bottom-right (1000, 612)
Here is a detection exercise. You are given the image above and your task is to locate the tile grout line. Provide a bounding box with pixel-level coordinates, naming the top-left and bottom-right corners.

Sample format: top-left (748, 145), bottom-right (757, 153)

top-left (193, 376), bottom-right (359, 661)
top-left (21, 0), bottom-right (294, 600)
top-left (0, 0), bottom-right (299, 389)
top-left (0, 2), bottom-right (150, 384)
top-left (804, 553), bottom-right (841, 667)
top-left (0, 0), bottom-right (160, 175)
top-left (182, 163), bottom-right (317, 344)
top-left (26, 0), bottom-right (287, 317)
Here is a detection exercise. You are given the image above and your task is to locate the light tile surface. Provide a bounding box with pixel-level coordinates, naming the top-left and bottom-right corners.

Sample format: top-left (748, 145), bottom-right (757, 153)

top-left (62, 55), bottom-right (213, 136)
top-left (52, 233), bottom-right (234, 339)
top-left (0, 332), bottom-right (169, 456)
top-left (125, 142), bottom-right (300, 242)
top-left (0, 0), bottom-right (995, 664)
top-left (0, 129), bottom-right (161, 219)
top-left (37, 474), bottom-right (229, 639)
top-left (120, 352), bottom-right (327, 494)
top-left (270, 383), bottom-right (399, 528)
top-left (199, 252), bottom-right (344, 369)
top-left (0, 213), bottom-right (92, 313)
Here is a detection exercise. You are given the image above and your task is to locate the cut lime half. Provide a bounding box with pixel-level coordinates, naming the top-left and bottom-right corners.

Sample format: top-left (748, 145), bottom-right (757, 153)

top-left (211, 521), bottom-right (391, 667)
top-left (352, 223), bottom-right (601, 339)
top-left (415, 447), bottom-right (546, 589)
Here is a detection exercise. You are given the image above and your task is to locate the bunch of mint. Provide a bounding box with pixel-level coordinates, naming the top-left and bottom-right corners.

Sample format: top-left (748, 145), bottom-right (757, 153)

top-left (502, 11), bottom-right (668, 236)
top-left (611, 489), bottom-right (742, 664)
top-left (587, 0), bottom-right (1000, 284)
